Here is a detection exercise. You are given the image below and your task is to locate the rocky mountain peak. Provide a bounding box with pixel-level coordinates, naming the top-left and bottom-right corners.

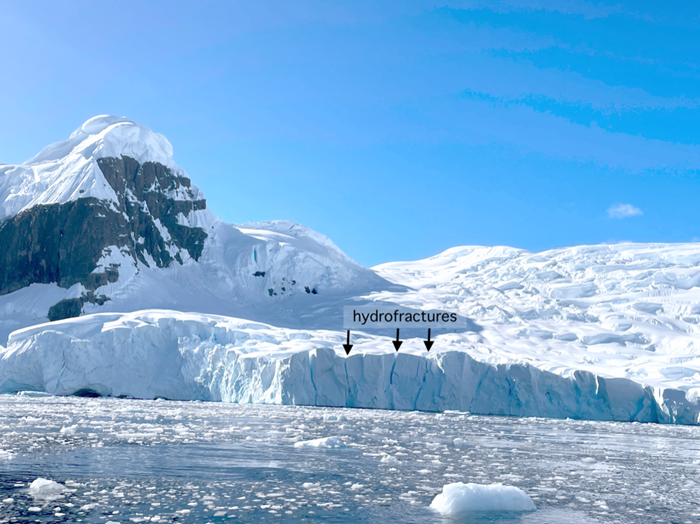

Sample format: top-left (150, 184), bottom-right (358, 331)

top-left (0, 116), bottom-right (209, 319)
top-left (0, 116), bottom-right (391, 337)
top-left (0, 115), bottom-right (202, 221)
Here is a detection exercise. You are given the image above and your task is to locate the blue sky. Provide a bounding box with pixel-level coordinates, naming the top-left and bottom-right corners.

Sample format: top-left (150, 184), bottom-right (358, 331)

top-left (1, 1), bottom-right (699, 267)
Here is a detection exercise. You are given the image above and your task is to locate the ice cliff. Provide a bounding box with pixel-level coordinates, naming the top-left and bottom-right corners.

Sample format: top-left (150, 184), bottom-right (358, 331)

top-left (1, 310), bottom-right (698, 424)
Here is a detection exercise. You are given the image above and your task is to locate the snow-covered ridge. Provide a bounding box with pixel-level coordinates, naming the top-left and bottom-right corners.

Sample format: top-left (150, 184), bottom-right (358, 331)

top-left (27, 115), bottom-right (178, 169)
top-left (372, 242), bottom-right (700, 397)
top-left (0, 115), bottom-right (200, 220)
top-left (237, 220), bottom-right (362, 267)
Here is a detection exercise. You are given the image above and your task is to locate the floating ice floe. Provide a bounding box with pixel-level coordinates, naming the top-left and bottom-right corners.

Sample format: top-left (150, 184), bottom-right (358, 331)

top-left (294, 436), bottom-right (346, 448)
top-left (28, 478), bottom-right (65, 500)
top-left (430, 482), bottom-right (536, 514)
top-left (59, 425), bottom-right (78, 435)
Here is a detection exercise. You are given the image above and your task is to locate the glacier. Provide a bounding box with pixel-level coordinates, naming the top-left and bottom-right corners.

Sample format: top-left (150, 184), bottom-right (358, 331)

top-left (2, 116), bottom-right (700, 425)
top-left (1, 307), bottom-right (698, 424)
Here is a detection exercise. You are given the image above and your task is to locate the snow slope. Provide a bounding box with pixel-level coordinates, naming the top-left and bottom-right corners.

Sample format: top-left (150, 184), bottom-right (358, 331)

top-left (80, 216), bottom-right (390, 326)
top-left (372, 244), bottom-right (700, 398)
top-left (0, 214), bottom-right (391, 343)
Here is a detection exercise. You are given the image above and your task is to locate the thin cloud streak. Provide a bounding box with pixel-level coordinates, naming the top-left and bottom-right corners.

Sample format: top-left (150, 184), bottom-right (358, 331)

top-left (453, 0), bottom-right (624, 19)
top-left (607, 203), bottom-right (643, 219)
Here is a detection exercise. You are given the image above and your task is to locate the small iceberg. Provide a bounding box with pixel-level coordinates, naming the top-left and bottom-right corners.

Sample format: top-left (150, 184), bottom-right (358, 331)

top-left (29, 478), bottom-right (66, 500)
top-left (430, 482), bottom-right (535, 514)
top-left (293, 436), bottom-right (346, 448)
top-left (59, 425), bottom-right (78, 435)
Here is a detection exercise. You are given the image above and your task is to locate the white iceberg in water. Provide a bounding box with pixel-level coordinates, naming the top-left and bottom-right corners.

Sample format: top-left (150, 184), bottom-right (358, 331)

top-left (29, 478), bottom-right (65, 500)
top-left (293, 436), bottom-right (346, 448)
top-left (430, 482), bottom-right (535, 514)
top-left (59, 425), bottom-right (78, 435)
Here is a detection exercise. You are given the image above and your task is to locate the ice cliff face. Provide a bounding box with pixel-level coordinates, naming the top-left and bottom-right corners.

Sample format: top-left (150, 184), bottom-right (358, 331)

top-left (0, 116), bottom-right (391, 341)
top-left (0, 310), bottom-right (697, 425)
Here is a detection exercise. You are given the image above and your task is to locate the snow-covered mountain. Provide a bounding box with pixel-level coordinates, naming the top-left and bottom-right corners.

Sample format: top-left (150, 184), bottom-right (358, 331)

top-left (2, 116), bottom-right (700, 425)
top-left (0, 116), bottom-right (392, 343)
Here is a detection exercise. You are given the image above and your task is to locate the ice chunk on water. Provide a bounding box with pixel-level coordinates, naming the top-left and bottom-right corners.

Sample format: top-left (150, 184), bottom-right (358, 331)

top-left (29, 478), bottom-right (65, 500)
top-left (430, 482), bottom-right (535, 514)
top-left (323, 413), bottom-right (347, 423)
top-left (294, 436), bottom-right (346, 448)
top-left (16, 391), bottom-right (53, 397)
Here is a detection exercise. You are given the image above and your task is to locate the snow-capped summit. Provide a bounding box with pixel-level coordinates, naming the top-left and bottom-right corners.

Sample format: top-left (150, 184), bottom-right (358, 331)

top-left (0, 115), bottom-right (198, 221)
top-left (28, 115), bottom-right (179, 170)
top-left (0, 116), bottom-right (392, 342)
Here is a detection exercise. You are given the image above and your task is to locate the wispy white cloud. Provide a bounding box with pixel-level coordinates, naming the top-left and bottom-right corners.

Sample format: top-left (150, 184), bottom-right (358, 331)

top-left (273, 95), bottom-right (700, 173)
top-left (457, 56), bottom-right (700, 113)
top-left (419, 98), bottom-right (700, 173)
top-left (454, 0), bottom-right (624, 19)
top-left (607, 203), bottom-right (643, 219)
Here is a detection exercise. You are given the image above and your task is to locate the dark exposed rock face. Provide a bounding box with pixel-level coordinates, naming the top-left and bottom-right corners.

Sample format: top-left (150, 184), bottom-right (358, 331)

top-left (48, 292), bottom-right (111, 322)
top-left (0, 197), bottom-right (116, 295)
top-left (47, 298), bottom-right (84, 322)
top-left (0, 156), bottom-right (208, 320)
top-left (97, 156), bottom-right (207, 267)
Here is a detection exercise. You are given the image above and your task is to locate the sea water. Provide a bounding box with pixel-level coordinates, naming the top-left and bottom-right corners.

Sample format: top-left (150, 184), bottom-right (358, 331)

top-left (1, 394), bottom-right (699, 523)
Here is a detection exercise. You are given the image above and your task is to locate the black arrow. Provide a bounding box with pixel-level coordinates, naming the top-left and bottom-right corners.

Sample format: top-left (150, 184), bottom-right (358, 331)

top-left (392, 328), bottom-right (403, 351)
top-left (343, 330), bottom-right (353, 355)
top-left (424, 328), bottom-right (434, 351)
